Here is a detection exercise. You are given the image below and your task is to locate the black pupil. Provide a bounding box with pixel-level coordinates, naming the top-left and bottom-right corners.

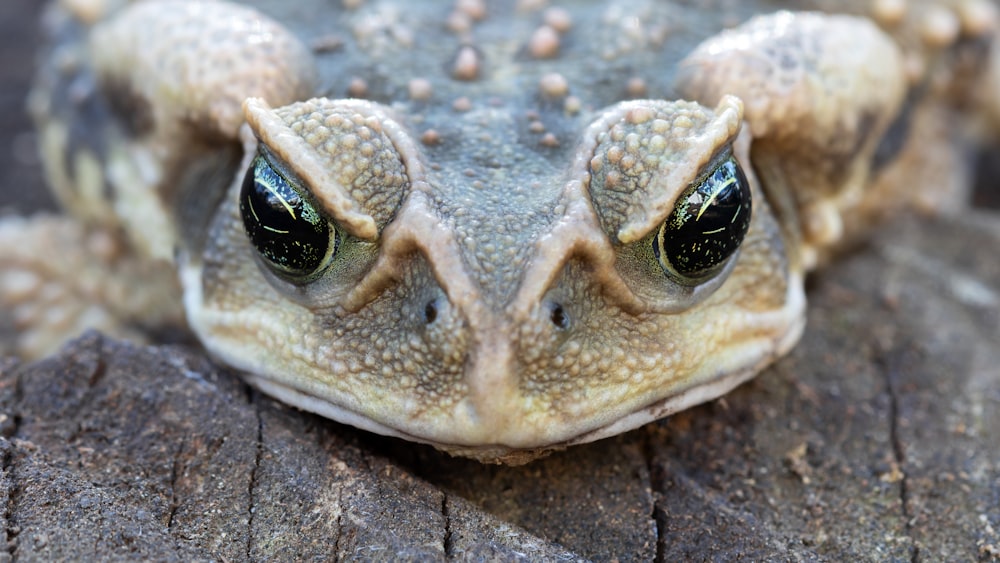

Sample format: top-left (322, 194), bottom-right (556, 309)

top-left (656, 156), bottom-right (751, 280)
top-left (239, 155), bottom-right (332, 278)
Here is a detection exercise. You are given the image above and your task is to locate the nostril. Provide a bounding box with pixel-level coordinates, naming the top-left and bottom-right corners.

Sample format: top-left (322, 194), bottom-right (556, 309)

top-left (424, 299), bottom-right (439, 325)
top-left (548, 301), bottom-right (570, 331)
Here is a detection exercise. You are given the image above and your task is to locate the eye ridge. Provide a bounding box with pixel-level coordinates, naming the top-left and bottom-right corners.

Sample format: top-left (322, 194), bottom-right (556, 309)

top-left (239, 153), bottom-right (340, 281)
top-left (653, 154), bottom-right (751, 284)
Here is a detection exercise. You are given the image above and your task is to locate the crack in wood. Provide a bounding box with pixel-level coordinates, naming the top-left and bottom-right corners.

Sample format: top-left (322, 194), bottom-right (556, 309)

top-left (61, 333), bottom-right (109, 445)
top-left (1, 439), bottom-right (17, 559)
top-left (640, 431), bottom-right (666, 563)
top-left (2, 357), bottom-right (23, 441)
top-left (245, 398), bottom-right (263, 561)
top-left (441, 492), bottom-right (453, 558)
top-left (880, 347), bottom-right (918, 563)
top-left (333, 482), bottom-right (344, 558)
top-left (166, 434), bottom-right (186, 531)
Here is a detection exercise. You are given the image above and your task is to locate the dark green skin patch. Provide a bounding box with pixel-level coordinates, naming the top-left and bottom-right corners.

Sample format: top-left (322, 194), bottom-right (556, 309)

top-left (654, 155), bottom-right (752, 282)
top-left (240, 155), bottom-right (337, 279)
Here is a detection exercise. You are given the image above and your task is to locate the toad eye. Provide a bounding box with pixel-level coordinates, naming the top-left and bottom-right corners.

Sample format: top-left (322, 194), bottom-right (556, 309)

top-left (653, 155), bottom-right (751, 284)
top-left (240, 154), bottom-right (340, 281)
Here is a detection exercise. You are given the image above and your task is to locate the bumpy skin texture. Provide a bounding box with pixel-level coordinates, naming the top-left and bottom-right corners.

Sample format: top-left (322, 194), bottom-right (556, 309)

top-left (8, 0), bottom-right (999, 462)
top-left (677, 13), bottom-right (907, 269)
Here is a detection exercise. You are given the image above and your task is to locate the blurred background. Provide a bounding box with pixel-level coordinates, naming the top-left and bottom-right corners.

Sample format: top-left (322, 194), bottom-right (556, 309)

top-left (1, 0), bottom-right (53, 216)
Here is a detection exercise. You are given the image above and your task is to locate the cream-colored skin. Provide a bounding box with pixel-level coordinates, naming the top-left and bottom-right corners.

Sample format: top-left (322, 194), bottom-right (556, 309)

top-left (4, 0), bottom-right (998, 463)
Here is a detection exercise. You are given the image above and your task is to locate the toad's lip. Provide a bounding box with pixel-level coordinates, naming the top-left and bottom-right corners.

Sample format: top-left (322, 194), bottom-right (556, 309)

top-left (236, 311), bottom-right (804, 464)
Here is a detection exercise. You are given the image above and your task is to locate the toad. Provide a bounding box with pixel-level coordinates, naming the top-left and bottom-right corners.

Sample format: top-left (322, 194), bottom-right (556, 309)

top-left (3, 0), bottom-right (997, 463)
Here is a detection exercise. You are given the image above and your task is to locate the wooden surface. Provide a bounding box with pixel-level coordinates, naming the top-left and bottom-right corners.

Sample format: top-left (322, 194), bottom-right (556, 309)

top-left (2, 2), bottom-right (999, 560)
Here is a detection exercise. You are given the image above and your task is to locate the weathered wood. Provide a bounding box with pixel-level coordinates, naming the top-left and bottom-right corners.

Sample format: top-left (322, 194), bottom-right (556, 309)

top-left (0, 335), bottom-right (588, 560)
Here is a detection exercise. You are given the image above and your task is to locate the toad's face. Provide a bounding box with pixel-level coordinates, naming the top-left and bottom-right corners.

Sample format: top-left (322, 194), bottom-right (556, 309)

top-left (184, 93), bottom-right (801, 463)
